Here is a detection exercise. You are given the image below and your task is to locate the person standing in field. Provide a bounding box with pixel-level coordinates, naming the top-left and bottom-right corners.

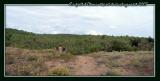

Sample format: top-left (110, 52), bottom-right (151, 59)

top-left (56, 45), bottom-right (66, 53)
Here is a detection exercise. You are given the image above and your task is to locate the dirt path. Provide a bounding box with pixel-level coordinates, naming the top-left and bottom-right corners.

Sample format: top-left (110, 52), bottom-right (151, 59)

top-left (73, 56), bottom-right (108, 76)
top-left (45, 55), bottom-right (108, 76)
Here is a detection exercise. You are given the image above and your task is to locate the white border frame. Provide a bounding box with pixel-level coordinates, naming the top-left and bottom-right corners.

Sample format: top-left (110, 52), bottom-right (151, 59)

top-left (4, 4), bottom-right (156, 77)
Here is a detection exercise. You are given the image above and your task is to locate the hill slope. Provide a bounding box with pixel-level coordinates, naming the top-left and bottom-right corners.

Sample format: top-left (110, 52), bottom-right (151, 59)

top-left (5, 28), bottom-right (154, 54)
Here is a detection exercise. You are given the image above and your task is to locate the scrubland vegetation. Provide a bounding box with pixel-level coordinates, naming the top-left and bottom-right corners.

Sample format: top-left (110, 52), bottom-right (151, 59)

top-left (5, 47), bottom-right (154, 76)
top-left (5, 28), bottom-right (154, 76)
top-left (6, 28), bottom-right (154, 55)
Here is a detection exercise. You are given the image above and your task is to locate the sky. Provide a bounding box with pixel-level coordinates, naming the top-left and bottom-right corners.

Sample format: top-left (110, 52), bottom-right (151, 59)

top-left (6, 5), bottom-right (154, 37)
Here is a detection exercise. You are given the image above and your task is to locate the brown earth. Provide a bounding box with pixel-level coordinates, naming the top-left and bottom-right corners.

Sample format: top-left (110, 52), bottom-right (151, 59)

top-left (5, 47), bottom-right (154, 76)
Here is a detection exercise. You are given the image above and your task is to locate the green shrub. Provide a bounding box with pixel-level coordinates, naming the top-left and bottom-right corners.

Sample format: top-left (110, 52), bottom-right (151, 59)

top-left (48, 66), bottom-right (70, 76)
top-left (5, 28), bottom-right (154, 54)
top-left (111, 39), bottom-right (132, 51)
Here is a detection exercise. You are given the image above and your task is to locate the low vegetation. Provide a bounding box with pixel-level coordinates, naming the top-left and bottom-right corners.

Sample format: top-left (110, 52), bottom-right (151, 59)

top-left (5, 28), bottom-right (154, 55)
top-left (5, 28), bottom-right (154, 76)
top-left (48, 66), bottom-right (70, 76)
top-left (5, 47), bottom-right (154, 76)
top-left (88, 51), bottom-right (154, 76)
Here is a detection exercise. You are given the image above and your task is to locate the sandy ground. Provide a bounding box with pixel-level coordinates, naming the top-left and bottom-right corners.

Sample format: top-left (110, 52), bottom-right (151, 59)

top-left (73, 56), bottom-right (108, 75)
top-left (44, 55), bottom-right (108, 76)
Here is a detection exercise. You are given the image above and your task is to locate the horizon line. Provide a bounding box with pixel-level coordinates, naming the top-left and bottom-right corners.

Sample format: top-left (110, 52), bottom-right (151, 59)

top-left (5, 27), bottom-right (154, 38)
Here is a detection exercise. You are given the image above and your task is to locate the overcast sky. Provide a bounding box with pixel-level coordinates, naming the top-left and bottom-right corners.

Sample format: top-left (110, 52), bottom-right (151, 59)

top-left (6, 6), bottom-right (154, 37)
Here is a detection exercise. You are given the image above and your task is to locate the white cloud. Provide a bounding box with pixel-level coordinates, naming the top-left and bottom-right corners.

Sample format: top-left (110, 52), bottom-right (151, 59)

top-left (109, 25), bottom-right (117, 29)
top-left (6, 5), bottom-right (154, 37)
top-left (86, 30), bottom-right (103, 35)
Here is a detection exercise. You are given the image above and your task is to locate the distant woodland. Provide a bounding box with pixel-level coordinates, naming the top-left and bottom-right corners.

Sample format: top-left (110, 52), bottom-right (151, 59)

top-left (5, 28), bottom-right (154, 55)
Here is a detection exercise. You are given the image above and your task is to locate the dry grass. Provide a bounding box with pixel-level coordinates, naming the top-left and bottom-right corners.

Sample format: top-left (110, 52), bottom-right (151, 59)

top-left (5, 47), bottom-right (74, 76)
top-left (88, 51), bottom-right (154, 76)
top-left (5, 47), bottom-right (154, 76)
top-left (48, 65), bottom-right (70, 76)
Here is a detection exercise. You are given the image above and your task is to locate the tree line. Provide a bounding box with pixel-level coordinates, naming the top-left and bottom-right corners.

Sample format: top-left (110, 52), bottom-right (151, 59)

top-left (5, 28), bottom-right (154, 55)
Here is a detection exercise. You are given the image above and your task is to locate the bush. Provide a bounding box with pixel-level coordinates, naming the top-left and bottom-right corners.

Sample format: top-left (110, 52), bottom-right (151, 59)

top-left (48, 66), bottom-right (70, 76)
top-left (110, 39), bottom-right (132, 51)
top-left (5, 28), bottom-right (154, 54)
